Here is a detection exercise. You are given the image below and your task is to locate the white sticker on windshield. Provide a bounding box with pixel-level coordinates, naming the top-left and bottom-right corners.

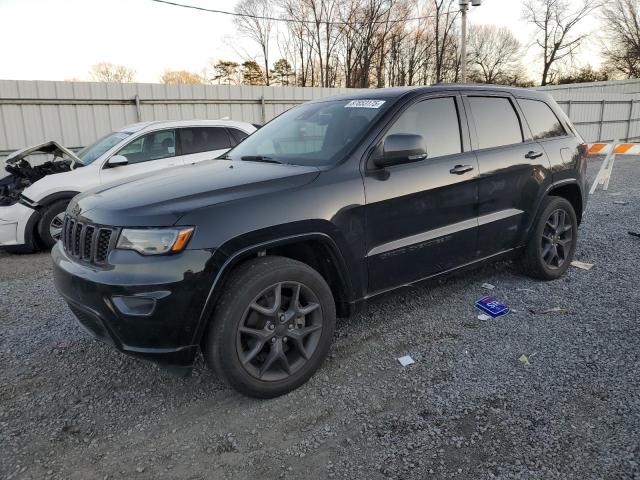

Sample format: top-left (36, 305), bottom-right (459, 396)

top-left (344, 100), bottom-right (385, 109)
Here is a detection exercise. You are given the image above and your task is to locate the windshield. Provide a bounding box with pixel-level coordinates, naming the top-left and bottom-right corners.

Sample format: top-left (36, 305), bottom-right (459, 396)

top-left (226, 99), bottom-right (390, 167)
top-left (76, 131), bottom-right (132, 165)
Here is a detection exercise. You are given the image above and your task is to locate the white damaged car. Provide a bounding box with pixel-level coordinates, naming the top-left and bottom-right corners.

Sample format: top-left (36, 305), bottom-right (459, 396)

top-left (0, 119), bottom-right (256, 252)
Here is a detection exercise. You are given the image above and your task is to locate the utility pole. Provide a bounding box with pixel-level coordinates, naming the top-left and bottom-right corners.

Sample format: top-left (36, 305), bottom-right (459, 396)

top-left (459, 0), bottom-right (482, 83)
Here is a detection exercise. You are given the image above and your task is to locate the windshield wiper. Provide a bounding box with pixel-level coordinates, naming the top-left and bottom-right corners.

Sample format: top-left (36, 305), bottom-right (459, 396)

top-left (240, 155), bottom-right (283, 164)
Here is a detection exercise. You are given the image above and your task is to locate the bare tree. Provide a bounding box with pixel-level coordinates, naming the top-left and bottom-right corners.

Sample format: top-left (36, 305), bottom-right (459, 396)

top-left (89, 62), bottom-right (136, 83)
top-left (432, 0), bottom-right (459, 83)
top-left (523, 0), bottom-right (601, 86)
top-left (159, 70), bottom-right (205, 84)
top-left (601, 0), bottom-right (640, 78)
top-left (467, 25), bottom-right (523, 84)
top-left (234, 0), bottom-right (274, 85)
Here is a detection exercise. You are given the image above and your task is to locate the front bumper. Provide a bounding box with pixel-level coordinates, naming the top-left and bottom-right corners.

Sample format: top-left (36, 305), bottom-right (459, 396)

top-left (52, 243), bottom-right (217, 373)
top-left (0, 202), bottom-right (37, 247)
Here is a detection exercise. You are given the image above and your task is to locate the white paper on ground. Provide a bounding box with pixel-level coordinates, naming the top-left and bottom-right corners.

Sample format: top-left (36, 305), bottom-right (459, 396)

top-left (571, 260), bottom-right (594, 270)
top-left (397, 355), bottom-right (415, 367)
top-left (482, 283), bottom-right (495, 290)
top-left (477, 314), bottom-right (491, 321)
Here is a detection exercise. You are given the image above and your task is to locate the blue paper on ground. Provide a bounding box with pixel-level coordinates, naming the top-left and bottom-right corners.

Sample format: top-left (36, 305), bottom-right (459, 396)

top-left (475, 295), bottom-right (510, 318)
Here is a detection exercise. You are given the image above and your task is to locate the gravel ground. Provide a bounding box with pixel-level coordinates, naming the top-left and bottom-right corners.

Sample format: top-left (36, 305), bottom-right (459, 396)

top-left (1, 158), bottom-right (639, 480)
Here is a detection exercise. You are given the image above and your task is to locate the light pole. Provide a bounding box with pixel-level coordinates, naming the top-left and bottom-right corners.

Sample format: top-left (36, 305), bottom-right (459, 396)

top-left (459, 0), bottom-right (482, 83)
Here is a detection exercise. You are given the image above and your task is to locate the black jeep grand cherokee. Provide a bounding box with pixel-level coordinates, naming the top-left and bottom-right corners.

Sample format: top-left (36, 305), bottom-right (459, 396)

top-left (53, 85), bottom-right (588, 398)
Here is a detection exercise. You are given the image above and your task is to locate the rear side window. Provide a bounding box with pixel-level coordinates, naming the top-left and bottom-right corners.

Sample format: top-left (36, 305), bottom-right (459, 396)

top-left (385, 97), bottom-right (461, 159)
top-left (519, 98), bottom-right (567, 140)
top-left (228, 128), bottom-right (250, 145)
top-left (180, 127), bottom-right (231, 155)
top-left (468, 97), bottom-right (523, 149)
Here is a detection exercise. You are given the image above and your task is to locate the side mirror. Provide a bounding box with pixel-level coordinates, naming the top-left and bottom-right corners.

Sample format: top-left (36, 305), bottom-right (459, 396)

top-left (107, 155), bottom-right (128, 167)
top-left (374, 134), bottom-right (427, 169)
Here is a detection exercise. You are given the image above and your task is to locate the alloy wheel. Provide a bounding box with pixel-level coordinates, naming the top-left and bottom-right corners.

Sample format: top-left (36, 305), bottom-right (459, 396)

top-left (541, 208), bottom-right (573, 269)
top-left (49, 212), bottom-right (65, 241)
top-left (236, 281), bottom-right (323, 381)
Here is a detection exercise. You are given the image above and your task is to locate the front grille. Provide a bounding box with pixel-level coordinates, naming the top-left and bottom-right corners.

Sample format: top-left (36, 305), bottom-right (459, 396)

top-left (62, 215), bottom-right (118, 266)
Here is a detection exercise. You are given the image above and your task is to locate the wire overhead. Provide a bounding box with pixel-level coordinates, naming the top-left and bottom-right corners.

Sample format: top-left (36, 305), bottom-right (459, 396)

top-left (149, 0), bottom-right (458, 25)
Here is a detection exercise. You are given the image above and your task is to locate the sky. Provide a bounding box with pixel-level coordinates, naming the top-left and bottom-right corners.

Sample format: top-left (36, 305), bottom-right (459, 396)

top-left (0, 0), bottom-right (603, 84)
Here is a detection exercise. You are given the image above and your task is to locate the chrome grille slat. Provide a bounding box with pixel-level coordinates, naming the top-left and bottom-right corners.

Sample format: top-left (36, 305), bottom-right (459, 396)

top-left (62, 214), bottom-right (117, 266)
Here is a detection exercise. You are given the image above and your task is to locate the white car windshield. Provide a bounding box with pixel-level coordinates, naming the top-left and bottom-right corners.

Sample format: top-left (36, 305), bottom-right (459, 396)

top-left (226, 99), bottom-right (389, 167)
top-left (76, 132), bottom-right (132, 165)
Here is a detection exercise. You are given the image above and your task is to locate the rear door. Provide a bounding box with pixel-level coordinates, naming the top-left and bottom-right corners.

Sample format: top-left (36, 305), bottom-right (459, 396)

top-left (463, 93), bottom-right (553, 257)
top-left (364, 93), bottom-right (479, 293)
top-left (99, 129), bottom-right (183, 184)
top-left (178, 127), bottom-right (234, 164)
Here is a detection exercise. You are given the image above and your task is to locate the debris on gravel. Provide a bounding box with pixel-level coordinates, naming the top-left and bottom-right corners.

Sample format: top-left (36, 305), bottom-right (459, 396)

top-left (1, 158), bottom-right (639, 479)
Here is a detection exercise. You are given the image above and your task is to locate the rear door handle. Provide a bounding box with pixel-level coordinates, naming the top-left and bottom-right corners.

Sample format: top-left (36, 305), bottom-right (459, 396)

top-left (525, 150), bottom-right (543, 159)
top-left (449, 164), bottom-right (474, 175)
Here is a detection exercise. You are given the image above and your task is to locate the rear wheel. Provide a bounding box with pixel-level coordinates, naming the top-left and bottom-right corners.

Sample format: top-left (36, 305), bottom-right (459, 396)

top-left (520, 196), bottom-right (577, 280)
top-left (37, 200), bottom-right (69, 249)
top-left (205, 256), bottom-right (336, 398)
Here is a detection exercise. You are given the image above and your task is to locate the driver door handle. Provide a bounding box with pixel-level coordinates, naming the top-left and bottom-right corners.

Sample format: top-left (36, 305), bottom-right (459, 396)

top-left (525, 150), bottom-right (544, 159)
top-left (449, 164), bottom-right (474, 175)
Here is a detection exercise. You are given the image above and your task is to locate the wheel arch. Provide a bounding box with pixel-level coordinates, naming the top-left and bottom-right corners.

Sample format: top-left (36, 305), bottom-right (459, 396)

top-left (28, 191), bottom-right (79, 246)
top-left (37, 191), bottom-right (80, 208)
top-left (547, 182), bottom-right (583, 225)
top-left (194, 233), bottom-right (355, 348)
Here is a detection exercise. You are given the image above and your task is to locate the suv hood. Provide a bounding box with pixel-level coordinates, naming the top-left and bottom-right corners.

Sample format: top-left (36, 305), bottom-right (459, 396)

top-left (1, 141), bottom-right (81, 206)
top-left (71, 159), bottom-right (320, 226)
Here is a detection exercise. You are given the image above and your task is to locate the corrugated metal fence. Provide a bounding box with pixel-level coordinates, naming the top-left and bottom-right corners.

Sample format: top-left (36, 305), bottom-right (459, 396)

top-left (536, 80), bottom-right (640, 144)
top-left (2, 78), bottom-right (640, 160)
top-left (0, 80), bottom-right (365, 158)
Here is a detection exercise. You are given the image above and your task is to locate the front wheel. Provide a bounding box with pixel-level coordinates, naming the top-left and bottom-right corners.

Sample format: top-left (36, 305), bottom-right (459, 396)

top-left (520, 196), bottom-right (578, 280)
top-left (205, 256), bottom-right (336, 398)
top-left (37, 200), bottom-right (69, 249)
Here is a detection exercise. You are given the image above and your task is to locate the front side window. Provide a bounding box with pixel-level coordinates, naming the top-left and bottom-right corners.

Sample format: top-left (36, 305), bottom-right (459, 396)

top-left (226, 99), bottom-right (390, 167)
top-left (116, 130), bottom-right (176, 164)
top-left (519, 98), bottom-right (567, 140)
top-left (468, 97), bottom-right (523, 150)
top-left (385, 97), bottom-right (462, 159)
top-left (180, 127), bottom-right (231, 155)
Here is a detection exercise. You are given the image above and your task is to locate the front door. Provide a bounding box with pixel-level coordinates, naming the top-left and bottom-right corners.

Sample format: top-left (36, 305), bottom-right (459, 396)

top-left (364, 94), bottom-right (479, 294)
top-left (100, 129), bottom-right (183, 184)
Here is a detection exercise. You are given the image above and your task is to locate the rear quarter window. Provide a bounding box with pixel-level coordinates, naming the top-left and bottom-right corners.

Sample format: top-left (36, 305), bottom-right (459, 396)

top-left (518, 98), bottom-right (567, 140)
top-left (468, 96), bottom-right (523, 150)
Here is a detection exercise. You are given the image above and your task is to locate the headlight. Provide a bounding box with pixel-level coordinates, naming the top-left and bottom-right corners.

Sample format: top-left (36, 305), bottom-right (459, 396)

top-left (116, 227), bottom-right (194, 255)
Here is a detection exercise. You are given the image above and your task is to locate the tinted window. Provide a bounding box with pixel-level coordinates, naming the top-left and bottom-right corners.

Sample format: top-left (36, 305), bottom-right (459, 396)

top-left (468, 97), bottom-right (523, 149)
top-left (180, 127), bottom-right (231, 155)
top-left (116, 130), bottom-right (175, 164)
top-left (386, 97), bottom-right (461, 158)
top-left (228, 128), bottom-right (250, 145)
top-left (519, 98), bottom-right (567, 140)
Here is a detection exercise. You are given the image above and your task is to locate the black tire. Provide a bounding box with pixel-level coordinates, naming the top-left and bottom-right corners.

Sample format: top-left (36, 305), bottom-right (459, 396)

top-left (205, 256), bottom-right (336, 398)
top-left (37, 200), bottom-right (69, 249)
top-left (2, 243), bottom-right (38, 254)
top-left (520, 196), bottom-right (578, 280)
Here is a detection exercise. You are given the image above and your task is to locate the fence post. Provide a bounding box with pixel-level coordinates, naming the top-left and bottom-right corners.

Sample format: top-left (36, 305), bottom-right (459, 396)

top-left (134, 95), bottom-right (142, 122)
top-left (597, 100), bottom-right (605, 141)
top-left (260, 95), bottom-right (266, 124)
top-left (626, 99), bottom-right (634, 141)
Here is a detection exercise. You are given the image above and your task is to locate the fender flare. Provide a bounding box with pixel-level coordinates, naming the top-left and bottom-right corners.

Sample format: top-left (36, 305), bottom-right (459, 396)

top-left (37, 191), bottom-right (80, 208)
top-left (193, 232), bottom-right (354, 345)
top-left (526, 179), bottom-right (583, 237)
